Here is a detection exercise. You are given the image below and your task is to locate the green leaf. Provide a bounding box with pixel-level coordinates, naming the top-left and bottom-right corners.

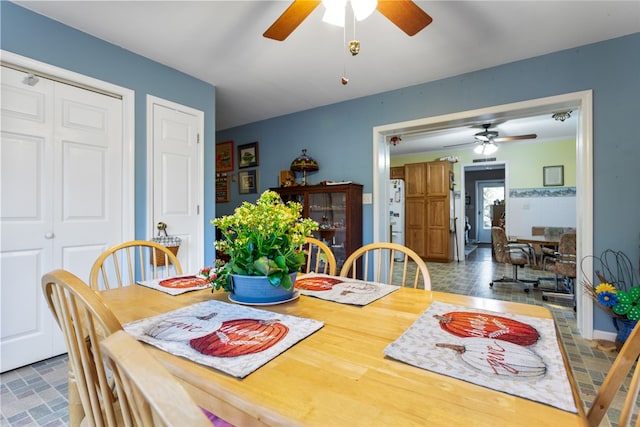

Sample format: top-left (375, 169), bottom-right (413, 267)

top-left (280, 273), bottom-right (293, 290)
top-left (267, 272), bottom-right (282, 286)
top-left (274, 255), bottom-right (286, 269)
top-left (231, 263), bottom-right (248, 275)
top-left (253, 256), bottom-right (270, 275)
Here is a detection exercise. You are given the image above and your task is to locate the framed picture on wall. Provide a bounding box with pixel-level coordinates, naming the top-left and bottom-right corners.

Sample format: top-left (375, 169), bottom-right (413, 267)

top-left (238, 142), bottom-right (259, 169)
top-left (215, 174), bottom-right (230, 202)
top-left (543, 165), bottom-right (564, 186)
top-left (216, 141), bottom-right (234, 172)
top-left (239, 170), bottom-right (258, 194)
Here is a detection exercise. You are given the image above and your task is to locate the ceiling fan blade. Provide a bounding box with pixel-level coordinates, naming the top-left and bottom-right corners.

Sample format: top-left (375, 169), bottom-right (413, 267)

top-left (377, 0), bottom-right (433, 36)
top-left (263, 0), bottom-right (321, 41)
top-left (494, 134), bottom-right (537, 142)
top-left (444, 141), bottom-right (477, 148)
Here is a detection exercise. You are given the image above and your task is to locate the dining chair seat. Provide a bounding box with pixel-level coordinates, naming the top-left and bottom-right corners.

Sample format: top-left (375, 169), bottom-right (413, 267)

top-left (339, 242), bottom-right (431, 289)
top-left (90, 240), bottom-right (183, 291)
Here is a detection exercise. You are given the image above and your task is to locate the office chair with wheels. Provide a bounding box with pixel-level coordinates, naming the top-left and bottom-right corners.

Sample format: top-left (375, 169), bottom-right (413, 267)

top-left (541, 232), bottom-right (576, 302)
top-left (490, 227), bottom-right (538, 292)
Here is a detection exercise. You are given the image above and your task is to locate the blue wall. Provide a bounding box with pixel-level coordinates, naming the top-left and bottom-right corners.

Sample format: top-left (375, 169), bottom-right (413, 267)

top-left (3, 1), bottom-right (638, 332)
top-left (1, 1), bottom-right (217, 262)
top-left (217, 33), bottom-right (640, 332)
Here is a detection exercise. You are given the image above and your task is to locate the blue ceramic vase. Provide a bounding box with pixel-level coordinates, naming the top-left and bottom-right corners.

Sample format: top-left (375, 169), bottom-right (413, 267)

top-left (612, 317), bottom-right (638, 349)
top-left (230, 273), bottom-right (297, 304)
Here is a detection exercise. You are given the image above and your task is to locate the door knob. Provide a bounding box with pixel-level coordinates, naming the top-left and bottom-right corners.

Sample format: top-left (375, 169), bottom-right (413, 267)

top-left (44, 232), bottom-right (54, 239)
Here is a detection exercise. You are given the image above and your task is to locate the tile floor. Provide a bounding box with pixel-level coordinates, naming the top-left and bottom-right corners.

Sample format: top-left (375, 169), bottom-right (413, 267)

top-left (1, 355), bottom-right (68, 426)
top-left (0, 245), bottom-right (636, 426)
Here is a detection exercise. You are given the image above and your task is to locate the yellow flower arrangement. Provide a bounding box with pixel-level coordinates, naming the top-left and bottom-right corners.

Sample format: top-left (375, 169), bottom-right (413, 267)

top-left (202, 190), bottom-right (318, 292)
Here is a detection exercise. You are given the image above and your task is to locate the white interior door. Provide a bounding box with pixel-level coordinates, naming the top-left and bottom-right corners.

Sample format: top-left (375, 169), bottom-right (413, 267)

top-left (53, 80), bottom-right (123, 274)
top-left (149, 97), bottom-right (203, 274)
top-left (1, 66), bottom-right (124, 371)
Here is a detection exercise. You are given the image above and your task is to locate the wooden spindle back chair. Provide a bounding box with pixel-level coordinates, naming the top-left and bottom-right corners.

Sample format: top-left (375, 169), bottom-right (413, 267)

top-left (339, 242), bottom-right (431, 289)
top-left (89, 240), bottom-right (182, 291)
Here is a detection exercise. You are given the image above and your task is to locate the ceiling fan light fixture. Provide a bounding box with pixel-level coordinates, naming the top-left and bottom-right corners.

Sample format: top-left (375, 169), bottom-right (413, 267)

top-left (322, 0), bottom-right (377, 26)
top-left (552, 111), bottom-right (572, 122)
top-left (322, 0), bottom-right (346, 26)
top-left (352, 0), bottom-right (377, 21)
top-left (474, 142), bottom-right (498, 155)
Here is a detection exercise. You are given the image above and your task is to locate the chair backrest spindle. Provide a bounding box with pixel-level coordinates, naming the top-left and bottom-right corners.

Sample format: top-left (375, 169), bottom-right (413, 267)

top-left (90, 240), bottom-right (183, 291)
top-left (42, 270), bottom-right (123, 426)
top-left (300, 237), bottom-right (337, 275)
top-left (339, 242), bottom-right (431, 289)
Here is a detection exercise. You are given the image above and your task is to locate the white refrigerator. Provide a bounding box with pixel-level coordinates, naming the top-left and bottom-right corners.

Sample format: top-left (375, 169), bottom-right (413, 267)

top-left (389, 179), bottom-right (405, 261)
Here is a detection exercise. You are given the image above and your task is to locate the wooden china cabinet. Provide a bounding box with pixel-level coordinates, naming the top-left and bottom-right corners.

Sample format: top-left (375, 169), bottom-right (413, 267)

top-left (404, 160), bottom-right (454, 262)
top-left (272, 183), bottom-right (363, 271)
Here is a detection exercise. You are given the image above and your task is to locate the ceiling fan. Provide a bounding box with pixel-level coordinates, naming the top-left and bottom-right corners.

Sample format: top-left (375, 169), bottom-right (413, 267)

top-left (263, 0), bottom-right (433, 41)
top-left (445, 124), bottom-right (538, 150)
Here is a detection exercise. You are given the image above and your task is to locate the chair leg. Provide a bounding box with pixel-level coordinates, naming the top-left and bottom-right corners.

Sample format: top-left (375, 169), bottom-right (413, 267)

top-left (542, 276), bottom-right (575, 302)
top-left (489, 264), bottom-right (538, 293)
top-left (68, 367), bottom-right (84, 427)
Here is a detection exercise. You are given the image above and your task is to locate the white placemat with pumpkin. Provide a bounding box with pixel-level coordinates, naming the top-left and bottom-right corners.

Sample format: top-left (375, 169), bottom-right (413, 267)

top-left (124, 299), bottom-right (323, 378)
top-left (136, 274), bottom-right (211, 295)
top-left (295, 273), bottom-right (399, 306)
top-left (384, 301), bottom-right (577, 413)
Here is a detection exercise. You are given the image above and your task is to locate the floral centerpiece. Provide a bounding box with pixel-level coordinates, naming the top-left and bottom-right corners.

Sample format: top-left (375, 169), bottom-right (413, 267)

top-left (582, 249), bottom-right (640, 347)
top-left (202, 190), bottom-right (318, 295)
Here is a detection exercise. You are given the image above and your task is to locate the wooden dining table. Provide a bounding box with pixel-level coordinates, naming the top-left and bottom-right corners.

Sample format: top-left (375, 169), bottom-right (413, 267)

top-left (511, 235), bottom-right (561, 268)
top-left (100, 283), bottom-right (588, 426)
top-left (512, 235), bottom-right (561, 248)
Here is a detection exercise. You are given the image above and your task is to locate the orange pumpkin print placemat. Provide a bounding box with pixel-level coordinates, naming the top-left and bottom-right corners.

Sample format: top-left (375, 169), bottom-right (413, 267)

top-left (384, 301), bottom-right (577, 413)
top-left (295, 273), bottom-right (399, 306)
top-left (124, 300), bottom-right (323, 378)
top-left (137, 275), bottom-right (211, 295)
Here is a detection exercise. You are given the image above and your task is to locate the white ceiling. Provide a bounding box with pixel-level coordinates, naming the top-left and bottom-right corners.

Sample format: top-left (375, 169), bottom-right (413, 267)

top-left (389, 111), bottom-right (578, 156)
top-left (14, 0), bottom-right (639, 151)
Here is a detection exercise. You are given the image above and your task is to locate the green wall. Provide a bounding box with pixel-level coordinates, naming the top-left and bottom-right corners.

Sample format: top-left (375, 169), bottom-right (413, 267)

top-left (390, 138), bottom-right (576, 189)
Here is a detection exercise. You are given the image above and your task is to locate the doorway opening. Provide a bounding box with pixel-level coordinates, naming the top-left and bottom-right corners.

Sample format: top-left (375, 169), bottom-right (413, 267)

top-left (372, 91), bottom-right (593, 338)
top-left (477, 179), bottom-right (505, 244)
top-left (462, 163), bottom-right (507, 245)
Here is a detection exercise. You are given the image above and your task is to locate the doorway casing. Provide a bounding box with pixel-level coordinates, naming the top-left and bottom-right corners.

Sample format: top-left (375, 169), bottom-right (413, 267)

top-left (372, 90), bottom-right (593, 338)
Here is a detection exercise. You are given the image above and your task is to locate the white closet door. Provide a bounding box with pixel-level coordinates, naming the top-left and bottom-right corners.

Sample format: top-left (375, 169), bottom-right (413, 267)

top-left (151, 101), bottom-right (203, 274)
top-left (1, 67), bottom-right (60, 369)
top-left (52, 80), bottom-right (123, 277)
top-left (0, 66), bottom-right (123, 372)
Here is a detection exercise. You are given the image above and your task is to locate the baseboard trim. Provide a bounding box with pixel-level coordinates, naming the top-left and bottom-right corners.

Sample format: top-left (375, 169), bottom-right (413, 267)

top-left (592, 329), bottom-right (616, 343)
